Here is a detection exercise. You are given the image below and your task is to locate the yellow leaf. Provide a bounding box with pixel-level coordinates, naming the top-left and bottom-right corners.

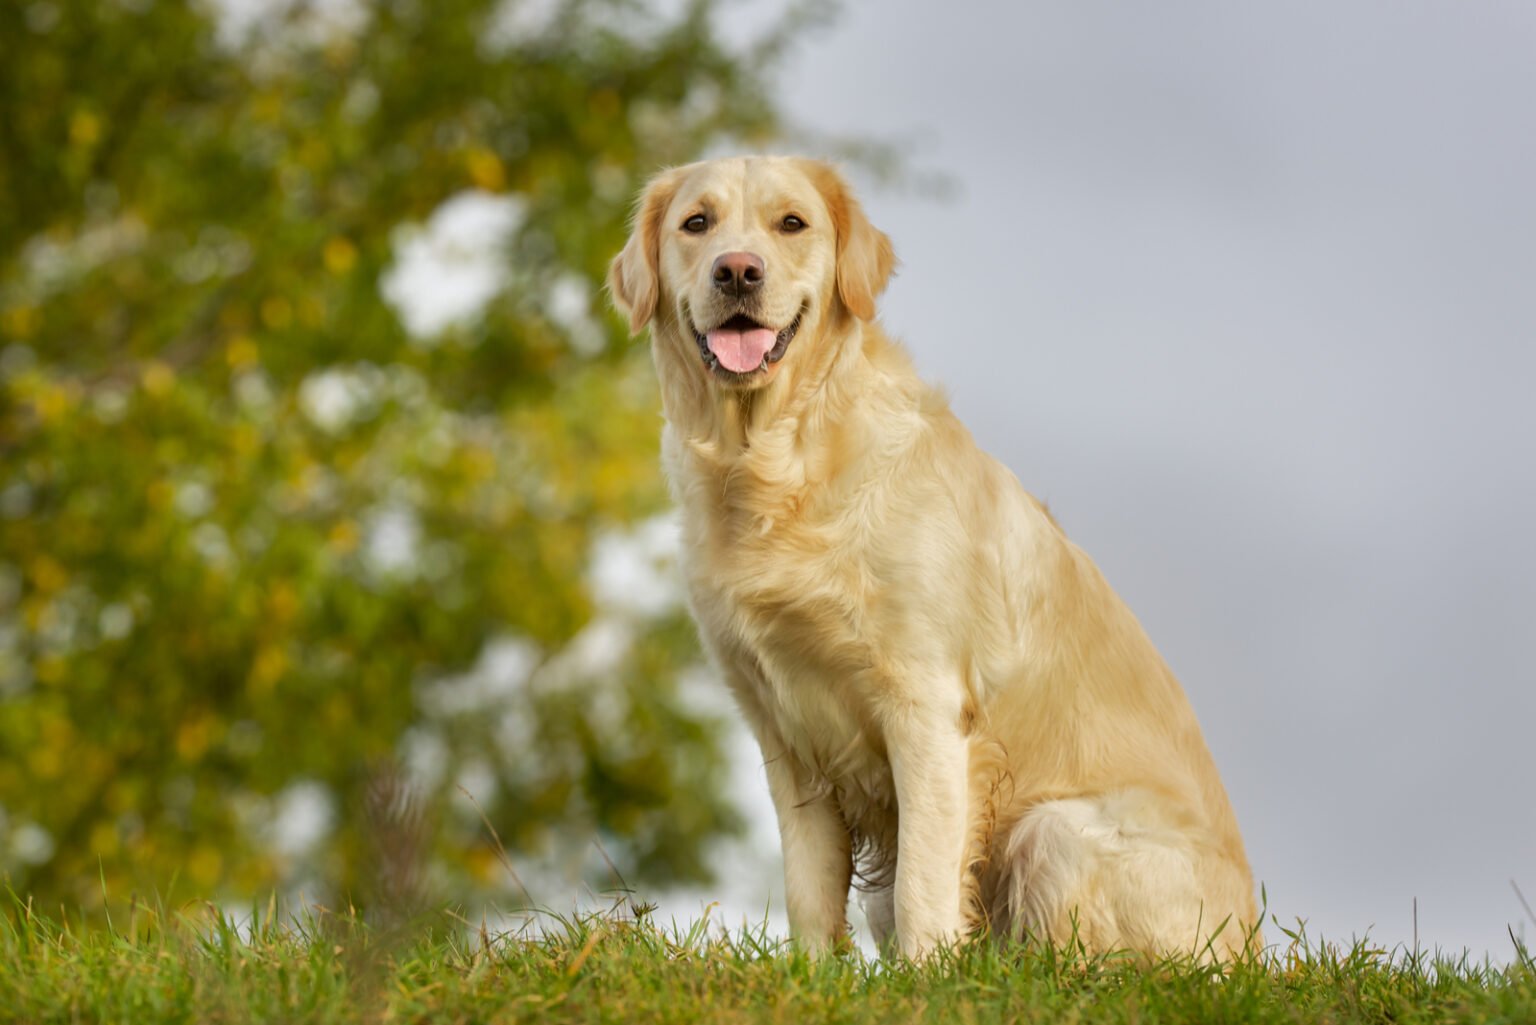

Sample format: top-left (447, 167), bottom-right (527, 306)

top-left (69, 109), bottom-right (101, 147)
top-left (252, 92), bottom-right (283, 123)
top-left (466, 146), bottom-right (506, 191)
top-left (28, 745), bottom-right (61, 780)
top-left (34, 654), bottom-right (66, 685)
top-left (231, 423), bottom-right (261, 458)
top-left (248, 644), bottom-right (288, 696)
top-left (188, 845), bottom-right (223, 887)
top-left (32, 382), bottom-right (75, 423)
top-left (225, 335), bottom-right (260, 369)
top-left (106, 780), bottom-right (139, 813)
top-left (1, 304), bottom-right (38, 340)
top-left (323, 236), bottom-right (358, 275)
top-left (460, 445), bottom-right (496, 481)
top-left (89, 821), bottom-right (120, 857)
top-left (267, 581), bottom-right (299, 622)
top-left (467, 845), bottom-right (500, 884)
top-left (141, 361), bottom-right (175, 397)
top-left (260, 296), bottom-right (293, 330)
top-left (175, 714), bottom-right (215, 762)
top-left (146, 478), bottom-right (175, 511)
top-left (328, 519), bottom-right (359, 553)
top-left (300, 137), bottom-right (330, 168)
top-left (299, 294), bottom-right (325, 328)
top-left (29, 554), bottom-right (69, 594)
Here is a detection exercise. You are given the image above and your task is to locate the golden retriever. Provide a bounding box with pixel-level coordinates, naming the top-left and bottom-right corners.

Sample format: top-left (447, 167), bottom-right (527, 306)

top-left (608, 156), bottom-right (1259, 961)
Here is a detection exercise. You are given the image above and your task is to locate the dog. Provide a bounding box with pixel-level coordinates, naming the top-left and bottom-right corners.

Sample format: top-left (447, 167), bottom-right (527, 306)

top-left (608, 156), bottom-right (1259, 961)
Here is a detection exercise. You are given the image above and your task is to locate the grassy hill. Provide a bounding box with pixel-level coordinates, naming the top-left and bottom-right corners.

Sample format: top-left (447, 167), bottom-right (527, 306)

top-left (4, 897), bottom-right (1532, 1024)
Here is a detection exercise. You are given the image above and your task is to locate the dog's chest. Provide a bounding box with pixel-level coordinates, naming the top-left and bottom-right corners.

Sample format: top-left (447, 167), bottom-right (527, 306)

top-left (683, 494), bottom-right (893, 786)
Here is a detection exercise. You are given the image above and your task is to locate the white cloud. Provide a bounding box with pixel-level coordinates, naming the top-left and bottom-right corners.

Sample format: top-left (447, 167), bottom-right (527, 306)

top-left (298, 365), bottom-right (378, 433)
top-left (545, 272), bottom-right (604, 355)
top-left (417, 635), bottom-right (542, 718)
top-left (363, 503), bottom-right (421, 578)
top-left (399, 727), bottom-right (449, 792)
top-left (204, 0), bottom-right (371, 51)
top-left (267, 780), bottom-right (335, 859)
top-left (380, 190), bottom-right (526, 342)
top-left (480, 0), bottom-right (563, 56)
top-left (9, 822), bottom-right (55, 866)
top-left (587, 512), bottom-right (684, 619)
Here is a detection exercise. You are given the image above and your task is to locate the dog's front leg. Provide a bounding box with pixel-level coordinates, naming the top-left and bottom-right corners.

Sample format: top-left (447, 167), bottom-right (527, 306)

top-left (760, 741), bottom-right (853, 953)
top-left (886, 704), bottom-right (969, 960)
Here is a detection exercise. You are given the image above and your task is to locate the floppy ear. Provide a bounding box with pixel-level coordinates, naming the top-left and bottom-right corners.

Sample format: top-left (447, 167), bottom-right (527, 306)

top-left (608, 167), bottom-right (685, 335)
top-left (803, 161), bottom-right (896, 321)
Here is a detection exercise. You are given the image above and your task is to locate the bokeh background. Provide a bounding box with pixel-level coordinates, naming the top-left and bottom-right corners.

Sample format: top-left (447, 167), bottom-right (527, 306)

top-left (3, 0), bottom-right (1533, 961)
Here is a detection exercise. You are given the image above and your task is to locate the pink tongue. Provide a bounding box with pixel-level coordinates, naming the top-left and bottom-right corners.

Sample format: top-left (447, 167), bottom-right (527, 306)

top-left (706, 326), bottom-right (776, 373)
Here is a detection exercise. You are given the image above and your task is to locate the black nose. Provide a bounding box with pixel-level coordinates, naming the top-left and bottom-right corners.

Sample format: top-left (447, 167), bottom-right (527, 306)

top-left (711, 251), bottom-right (765, 296)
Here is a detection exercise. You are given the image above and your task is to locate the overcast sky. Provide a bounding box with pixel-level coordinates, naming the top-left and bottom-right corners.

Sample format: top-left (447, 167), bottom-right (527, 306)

top-left (666, 1), bottom-right (1536, 961)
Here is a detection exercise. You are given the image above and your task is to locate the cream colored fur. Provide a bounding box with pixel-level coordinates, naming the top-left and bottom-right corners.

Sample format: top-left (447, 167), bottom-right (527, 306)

top-left (608, 156), bottom-right (1259, 961)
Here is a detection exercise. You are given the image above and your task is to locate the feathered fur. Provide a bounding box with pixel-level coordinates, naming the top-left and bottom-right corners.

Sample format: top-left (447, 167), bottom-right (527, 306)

top-left (609, 156), bottom-right (1259, 961)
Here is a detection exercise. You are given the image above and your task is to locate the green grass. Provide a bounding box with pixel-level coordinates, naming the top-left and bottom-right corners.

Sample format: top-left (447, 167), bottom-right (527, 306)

top-left (3, 895), bottom-right (1533, 1024)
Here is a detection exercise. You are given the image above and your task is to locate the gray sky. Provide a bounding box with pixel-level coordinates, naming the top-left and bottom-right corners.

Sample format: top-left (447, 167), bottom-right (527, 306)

top-left (676, 1), bottom-right (1536, 960)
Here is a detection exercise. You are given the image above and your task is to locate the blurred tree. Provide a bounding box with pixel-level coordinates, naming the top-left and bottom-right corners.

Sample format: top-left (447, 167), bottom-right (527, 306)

top-left (0, 0), bottom-right (807, 911)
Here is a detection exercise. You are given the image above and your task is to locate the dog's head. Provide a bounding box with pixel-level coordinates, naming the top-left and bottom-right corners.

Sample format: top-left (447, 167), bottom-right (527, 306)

top-left (609, 156), bottom-right (894, 392)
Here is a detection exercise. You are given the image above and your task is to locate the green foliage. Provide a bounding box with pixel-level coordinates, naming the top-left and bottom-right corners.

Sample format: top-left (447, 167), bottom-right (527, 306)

top-left (0, 0), bottom-right (791, 911)
top-left (2, 900), bottom-right (1534, 1024)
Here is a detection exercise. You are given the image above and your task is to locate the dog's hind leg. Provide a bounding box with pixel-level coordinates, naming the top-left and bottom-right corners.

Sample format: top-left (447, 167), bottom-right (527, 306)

top-left (990, 792), bottom-right (1242, 960)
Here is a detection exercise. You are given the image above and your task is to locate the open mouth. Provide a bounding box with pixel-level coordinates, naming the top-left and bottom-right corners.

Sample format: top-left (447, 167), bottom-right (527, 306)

top-left (694, 311), bottom-right (802, 377)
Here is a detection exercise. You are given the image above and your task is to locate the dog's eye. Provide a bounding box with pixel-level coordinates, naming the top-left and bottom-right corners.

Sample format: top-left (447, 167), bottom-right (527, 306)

top-left (781, 215), bottom-right (807, 233)
top-left (682, 214), bottom-right (708, 234)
